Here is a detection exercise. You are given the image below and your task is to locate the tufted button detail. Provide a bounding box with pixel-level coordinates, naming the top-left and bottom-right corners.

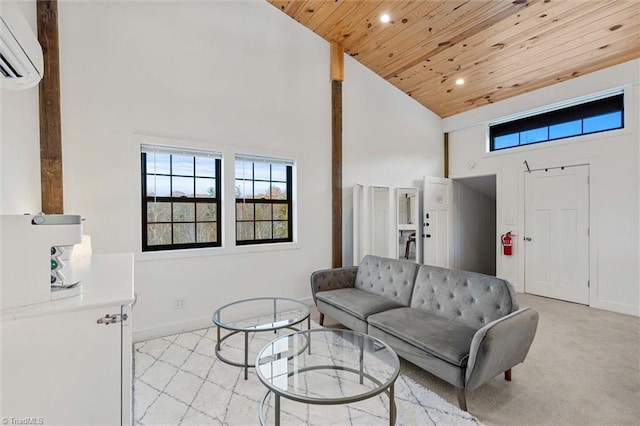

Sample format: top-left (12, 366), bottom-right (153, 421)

top-left (404, 280), bottom-right (409, 286)
top-left (388, 265), bottom-right (391, 270)
top-left (471, 298), bottom-right (475, 303)
top-left (394, 291), bottom-right (398, 297)
top-left (449, 293), bottom-right (454, 299)
top-left (436, 304), bottom-right (441, 309)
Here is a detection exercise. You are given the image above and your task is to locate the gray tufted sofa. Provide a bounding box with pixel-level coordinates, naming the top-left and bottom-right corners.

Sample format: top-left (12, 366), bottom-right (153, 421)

top-left (310, 254), bottom-right (539, 410)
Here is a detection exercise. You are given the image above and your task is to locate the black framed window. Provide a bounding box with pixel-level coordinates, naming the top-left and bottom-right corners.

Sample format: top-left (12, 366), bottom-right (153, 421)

top-left (490, 93), bottom-right (624, 151)
top-left (235, 155), bottom-right (293, 245)
top-left (141, 145), bottom-right (222, 251)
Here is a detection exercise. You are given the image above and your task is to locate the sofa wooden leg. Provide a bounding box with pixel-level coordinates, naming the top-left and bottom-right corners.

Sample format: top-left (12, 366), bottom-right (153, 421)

top-left (319, 313), bottom-right (325, 326)
top-left (504, 369), bottom-right (512, 381)
top-left (455, 387), bottom-right (468, 411)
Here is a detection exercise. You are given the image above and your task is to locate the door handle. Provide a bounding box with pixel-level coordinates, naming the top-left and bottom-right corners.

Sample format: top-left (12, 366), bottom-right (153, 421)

top-left (97, 313), bottom-right (128, 325)
top-left (423, 234), bottom-right (431, 238)
top-left (524, 237), bottom-right (532, 241)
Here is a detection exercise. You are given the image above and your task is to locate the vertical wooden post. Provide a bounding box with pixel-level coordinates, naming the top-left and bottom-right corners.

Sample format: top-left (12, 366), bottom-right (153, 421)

top-left (444, 132), bottom-right (449, 179)
top-left (331, 42), bottom-right (344, 268)
top-left (37, 0), bottom-right (63, 214)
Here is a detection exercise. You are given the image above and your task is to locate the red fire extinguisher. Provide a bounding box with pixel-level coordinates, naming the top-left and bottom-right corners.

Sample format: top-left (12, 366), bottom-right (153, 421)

top-left (501, 232), bottom-right (513, 256)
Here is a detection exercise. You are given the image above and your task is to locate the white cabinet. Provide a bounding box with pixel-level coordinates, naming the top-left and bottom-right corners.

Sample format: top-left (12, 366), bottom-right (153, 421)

top-left (1, 254), bottom-right (134, 425)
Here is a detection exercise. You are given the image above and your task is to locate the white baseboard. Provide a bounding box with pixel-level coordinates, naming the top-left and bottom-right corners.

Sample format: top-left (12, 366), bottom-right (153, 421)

top-left (133, 296), bottom-right (315, 343)
top-left (133, 318), bottom-right (213, 342)
top-left (591, 299), bottom-right (639, 317)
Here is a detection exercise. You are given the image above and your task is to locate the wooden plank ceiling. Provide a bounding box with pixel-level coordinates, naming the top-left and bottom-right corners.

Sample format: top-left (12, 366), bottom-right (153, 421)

top-left (267, 0), bottom-right (640, 117)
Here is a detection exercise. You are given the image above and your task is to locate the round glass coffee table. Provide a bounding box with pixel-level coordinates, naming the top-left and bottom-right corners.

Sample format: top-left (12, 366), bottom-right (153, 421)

top-left (212, 297), bottom-right (310, 380)
top-left (255, 329), bottom-right (400, 425)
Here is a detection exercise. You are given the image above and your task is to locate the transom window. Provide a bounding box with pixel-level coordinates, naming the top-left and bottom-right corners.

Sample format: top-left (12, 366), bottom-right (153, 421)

top-left (235, 155), bottom-right (293, 245)
top-left (141, 145), bottom-right (222, 251)
top-left (490, 93), bottom-right (624, 151)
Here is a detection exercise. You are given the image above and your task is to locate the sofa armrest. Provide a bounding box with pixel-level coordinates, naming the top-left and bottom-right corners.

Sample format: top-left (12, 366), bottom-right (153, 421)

top-left (464, 307), bottom-right (539, 391)
top-left (310, 266), bottom-right (358, 304)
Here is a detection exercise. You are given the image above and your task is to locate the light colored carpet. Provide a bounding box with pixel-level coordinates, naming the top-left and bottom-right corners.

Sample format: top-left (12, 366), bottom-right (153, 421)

top-left (320, 293), bottom-right (639, 426)
top-left (133, 324), bottom-right (478, 425)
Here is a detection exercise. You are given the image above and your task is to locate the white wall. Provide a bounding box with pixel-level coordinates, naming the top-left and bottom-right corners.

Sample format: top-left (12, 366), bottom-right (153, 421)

top-left (342, 56), bottom-right (443, 266)
top-left (48, 0), bottom-right (335, 338)
top-left (444, 60), bottom-right (640, 316)
top-left (0, 0), bottom-right (443, 339)
top-left (0, 0), bottom-right (41, 215)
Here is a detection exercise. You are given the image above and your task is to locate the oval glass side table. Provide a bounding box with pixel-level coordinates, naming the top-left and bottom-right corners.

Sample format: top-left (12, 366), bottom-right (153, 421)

top-left (212, 297), bottom-right (310, 380)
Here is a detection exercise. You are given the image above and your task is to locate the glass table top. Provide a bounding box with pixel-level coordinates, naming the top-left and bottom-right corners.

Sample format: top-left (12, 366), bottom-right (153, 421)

top-left (255, 329), bottom-right (400, 403)
top-left (212, 297), bottom-right (309, 332)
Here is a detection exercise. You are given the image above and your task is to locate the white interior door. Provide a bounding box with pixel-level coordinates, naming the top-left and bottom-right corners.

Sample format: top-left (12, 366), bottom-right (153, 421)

top-left (370, 186), bottom-right (390, 257)
top-left (524, 165), bottom-right (589, 304)
top-left (353, 183), bottom-right (364, 265)
top-left (423, 177), bottom-right (451, 267)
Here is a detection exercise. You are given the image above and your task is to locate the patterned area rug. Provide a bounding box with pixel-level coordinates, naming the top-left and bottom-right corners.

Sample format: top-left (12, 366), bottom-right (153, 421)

top-left (134, 323), bottom-right (478, 425)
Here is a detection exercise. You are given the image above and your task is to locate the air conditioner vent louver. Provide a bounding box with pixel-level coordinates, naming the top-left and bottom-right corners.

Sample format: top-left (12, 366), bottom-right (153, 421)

top-left (0, 1), bottom-right (43, 90)
top-left (1, 51), bottom-right (24, 78)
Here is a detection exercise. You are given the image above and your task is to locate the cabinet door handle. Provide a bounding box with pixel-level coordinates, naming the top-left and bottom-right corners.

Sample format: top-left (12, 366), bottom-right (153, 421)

top-left (97, 313), bottom-right (128, 325)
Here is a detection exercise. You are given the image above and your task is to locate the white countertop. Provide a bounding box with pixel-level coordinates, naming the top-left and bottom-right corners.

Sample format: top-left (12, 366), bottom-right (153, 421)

top-left (1, 253), bottom-right (135, 321)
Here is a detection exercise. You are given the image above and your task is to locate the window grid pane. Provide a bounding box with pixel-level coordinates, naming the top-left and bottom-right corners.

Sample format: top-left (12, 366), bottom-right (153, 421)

top-left (142, 150), bottom-right (221, 251)
top-left (490, 93), bottom-right (623, 151)
top-left (235, 157), bottom-right (292, 245)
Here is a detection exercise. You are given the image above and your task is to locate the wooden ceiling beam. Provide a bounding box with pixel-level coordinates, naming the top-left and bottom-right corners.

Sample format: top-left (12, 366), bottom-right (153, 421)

top-left (37, 0), bottom-right (63, 214)
top-left (331, 42), bottom-right (344, 268)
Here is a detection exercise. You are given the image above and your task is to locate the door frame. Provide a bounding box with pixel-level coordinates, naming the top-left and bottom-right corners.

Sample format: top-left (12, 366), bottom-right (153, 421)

top-left (519, 163), bottom-right (592, 305)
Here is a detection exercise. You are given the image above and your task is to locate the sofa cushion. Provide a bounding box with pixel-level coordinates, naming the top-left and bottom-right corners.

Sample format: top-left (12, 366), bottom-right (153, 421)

top-left (410, 265), bottom-right (517, 330)
top-left (354, 255), bottom-right (418, 306)
top-left (367, 307), bottom-right (477, 367)
top-left (315, 288), bottom-right (405, 321)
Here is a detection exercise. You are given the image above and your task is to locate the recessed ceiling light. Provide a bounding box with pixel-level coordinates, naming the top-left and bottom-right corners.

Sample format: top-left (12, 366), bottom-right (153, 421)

top-left (455, 78), bottom-right (465, 85)
top-left (380, 14), bottom-right (391, 23)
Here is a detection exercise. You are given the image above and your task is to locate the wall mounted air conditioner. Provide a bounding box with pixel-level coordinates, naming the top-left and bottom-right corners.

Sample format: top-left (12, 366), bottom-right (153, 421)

top-left (0, 1), bottom-right (43, 90)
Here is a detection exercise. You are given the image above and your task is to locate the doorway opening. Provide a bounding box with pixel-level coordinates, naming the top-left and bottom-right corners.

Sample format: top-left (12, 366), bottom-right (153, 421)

top-left (451, 175), bottom-right (497, 276)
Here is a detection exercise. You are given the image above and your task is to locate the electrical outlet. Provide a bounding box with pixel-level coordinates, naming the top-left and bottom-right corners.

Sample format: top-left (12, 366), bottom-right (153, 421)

top-left (173, 298), bottom-right (186, 310)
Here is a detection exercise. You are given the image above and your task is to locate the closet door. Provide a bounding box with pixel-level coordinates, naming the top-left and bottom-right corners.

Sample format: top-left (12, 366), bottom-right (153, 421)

top-left (353, 183), bottom-right (364, 265)
top-left (370, 186), bottom-right (390, 257)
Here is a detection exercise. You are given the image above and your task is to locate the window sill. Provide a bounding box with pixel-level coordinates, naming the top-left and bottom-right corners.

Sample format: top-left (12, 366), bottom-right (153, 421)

top-left (135, 241), bottom-right (302, 262)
